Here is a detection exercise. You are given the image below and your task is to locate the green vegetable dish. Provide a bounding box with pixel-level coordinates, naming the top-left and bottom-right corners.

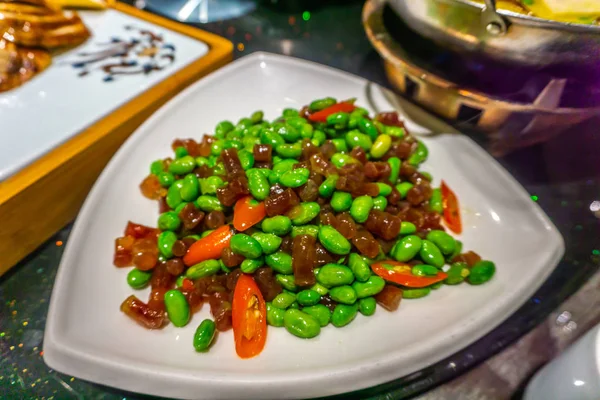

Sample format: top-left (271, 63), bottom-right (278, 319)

top-left (114, 97), bottom-right (495, 358)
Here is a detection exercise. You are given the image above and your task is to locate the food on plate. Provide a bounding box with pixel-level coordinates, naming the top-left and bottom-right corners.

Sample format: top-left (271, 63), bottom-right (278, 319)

top-left (114, 98), bottom-right (496, 358)
top-left (0, 0), bottom-right (90, 92)
top-left (479, 0), bottom-right (600, 24)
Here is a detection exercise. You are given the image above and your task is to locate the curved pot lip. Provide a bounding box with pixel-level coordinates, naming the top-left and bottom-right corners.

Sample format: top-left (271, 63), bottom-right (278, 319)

top-left (364, 0), bottom-right (600, 115)
top-left (430, 0), bottom-right (600, 34)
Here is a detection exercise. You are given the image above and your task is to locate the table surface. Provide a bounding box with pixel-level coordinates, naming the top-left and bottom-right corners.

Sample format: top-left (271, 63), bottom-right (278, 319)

top-left (2, 1), bottom-right (600, 399)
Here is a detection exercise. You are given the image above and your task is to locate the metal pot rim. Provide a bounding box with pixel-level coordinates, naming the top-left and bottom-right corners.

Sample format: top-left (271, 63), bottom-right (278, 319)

top-left (450, 0), bottom-right (600, 33)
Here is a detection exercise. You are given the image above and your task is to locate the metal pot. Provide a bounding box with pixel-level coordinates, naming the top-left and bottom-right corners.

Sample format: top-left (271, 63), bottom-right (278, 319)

top-left (388, 0), bottom-right (600, 67)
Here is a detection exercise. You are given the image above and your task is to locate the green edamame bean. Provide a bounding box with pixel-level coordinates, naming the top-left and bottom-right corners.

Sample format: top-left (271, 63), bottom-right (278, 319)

top-left (426, 230), bottom-right (456, 255)
top-left (296, 290), bottom-right (321, 306)
top-left (276, 274), bottom-right (297, 291)
top-left (200, 229), bottom-right (214, 238)
top-left (265, 251), bottom-right (293, 275)
top-left (419, 240), bottom-right (445, 268)
top-left (237, 149), bottom-right (255, 170)
top-left (272, 292), bottom-right (296, 309)
top-left (412, 264), bottom-right (439, 277)
top-left (174, 146), bottom-right (188, 159)
top-left (429, 188), bottom-right (443, 214)
top-left (251, 232), bottom-right (282, 255)
top-left (180, 174), bottom-right (200, 202)
top-left (158, 211), bottom-right (181, 231)
top-left (169, 155), bottom-right (196, 175)
top-left (266, 303), bottom-right (285, 327)
top-left (288, 202), bottom-right (321, 225)
top-left (276, 143), bottom-right (302, 159)
top-left (370, 134), bottom-right (392, 158)
top-left (345, 130), bottom-right (373, 151)
top-left (403, 288), bottom-right (431, 299)
top-left (196, 195), bottom-right (223, 212)
top-left (329, 286), bottom-right (358, 305)
top-left (399, 221), bottom-right (416, 235)
top-left (211, 140), bottom-right (225, 156)
top-left (220, 259), bottom-right (231, 274)
top-left (445, 262), bottom-right (470, 285)
top-left (260, 130), bottom-right (285, 147)
top-left (246, 169), bottom-right (270, 200)
top-left (388, 157), bottom-right (401, 185)
top-left (280, 168), bottom-right (309, 188)
top-left (240, 257), bottom-right (264, 274)
top-left (273, 123), bottom-right (300, 143)
top-left (420, 171), bottom-right (433, 181)
top-left (311, 130), bottom-right (326, 146)
top-left (164, 290), bottom-right (190, 327)
top-left (127, 268), bottom-right (152, 289)
top-left (447, 240), bottom-right (463, 261)
top-left (318, 226), bottom-right (352, 255)
top-left (166, 183), bottom-right (183, 209)
top-left (468, 261), bottom-right (496, 285)
top-left (318, 175), bottom-right (339, 198)
top-left (193, 319), bottom-right (216, 352)
top-left (150, 159), bottom-right (164, 175)
top-left (302, 304), bottom-right (331, 327)
top-left (330, 191), bottom-right (353, 212)
top-left (291, 225), bottom-right (320, 238)
top-left (430, 281), bottom-right (443, 290)
top-left (215, 120), bottom-right (235, 136)
top-left (187, 259), bottom-right (221, 279)
top-left (408, 140), bottom-right (428, 166)
top-left (309, 97), bottom-right (336, 111)
top-left (261, 216), bottom-right (292, 236)
top-left (230, 234), bottom-right (263, 259)
top-left (283, 108), bottom-right (299, 117)
top-left (391, 235), bottom-right (422, 262)
top-left (396, 182), bottom-right (414, 199)
top-left (376, 183), bottom-right (392, 197)
top-left (301, 124), bottom-right (314, 139)
top-left (358, 297), bottom-right (377, 316)
top-left (352, 276), bottom-right (385, 298)
top-left (330, 153), bottom-right (356, 168)
top-left (372, 196), bottom-right (388, 211)
top-left (200, 176), bottom-right (225, 195)
top-left (158, 231), bottom-right (177, 258)
top-left (326, 112), bottom-right (350, 129)
top-left (357, 118), bottom-right (378, 141)
top-left (316, 263), bottom-right (354, 287)
top-left (310, 283), bottom-right (329, 296)
top-left (226, 130), bottom-right (243, 141)
top-left (286, 117), bottom-right (307, 131)
top-left (212, 162), bottom-right (226, 176)
top-left (348, 253), bottom-right (371, 282)
top-left (331, 138), bottom-right (349, 153)
top-left (157, 171), bottom-right (175, 187)
top-left (250, 110), bottom-right (264, 124)
top-left (331, 304), bottom-right (359, 327)
top-left (350, 195), bottom-right (373, 224)
top-left (284, 309), bottom-right (321, 338)
top-left (386, 126), bottom-right (405, 138)
top-left (175, 275), bottom-right (185, 288)
top-left (289, 301), bottom-right (300, 310)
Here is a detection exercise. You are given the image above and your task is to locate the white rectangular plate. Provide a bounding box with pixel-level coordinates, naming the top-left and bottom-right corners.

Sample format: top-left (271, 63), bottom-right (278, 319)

top-left (0, 8), bottom-right (208, 181)
top-left (44, 52), bottom-right (564, 400)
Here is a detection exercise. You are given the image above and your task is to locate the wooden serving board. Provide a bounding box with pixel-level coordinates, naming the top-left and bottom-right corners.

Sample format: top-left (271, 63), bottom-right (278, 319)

top-left (0, 2), bottom-right (232, 276)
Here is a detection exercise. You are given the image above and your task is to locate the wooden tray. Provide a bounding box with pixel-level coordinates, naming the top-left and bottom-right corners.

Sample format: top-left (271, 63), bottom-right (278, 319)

top-left (0, 3), bottom-right (232, 276)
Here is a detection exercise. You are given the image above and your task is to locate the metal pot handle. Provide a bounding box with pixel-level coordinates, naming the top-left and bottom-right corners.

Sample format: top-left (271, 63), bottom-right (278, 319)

top-left (482, 0), bottom-right (508, 35)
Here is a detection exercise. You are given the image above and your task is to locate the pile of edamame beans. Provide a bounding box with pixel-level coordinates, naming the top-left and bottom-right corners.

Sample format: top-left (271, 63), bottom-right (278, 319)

top-left (116, 97), bottom-right (496, 357)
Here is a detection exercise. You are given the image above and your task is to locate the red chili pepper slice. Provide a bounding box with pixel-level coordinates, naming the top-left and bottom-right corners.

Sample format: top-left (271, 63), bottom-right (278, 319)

top-left (371, 261), bottom-right (447, 288)
top-left (233, 196), bottom-right (266, 232)
top-left (183, 225), bottom-right (233, 266)
top-left (308, 102), bottom-right (356, 122)
top-left (232, 274), bottom-right (267, 359)
top-left (441, 180), bottom-right (462, 234)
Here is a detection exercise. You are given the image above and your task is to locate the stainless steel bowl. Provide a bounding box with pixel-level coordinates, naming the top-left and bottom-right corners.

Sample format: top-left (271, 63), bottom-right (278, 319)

top-left (388, 0), bottom-right (600, 67)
